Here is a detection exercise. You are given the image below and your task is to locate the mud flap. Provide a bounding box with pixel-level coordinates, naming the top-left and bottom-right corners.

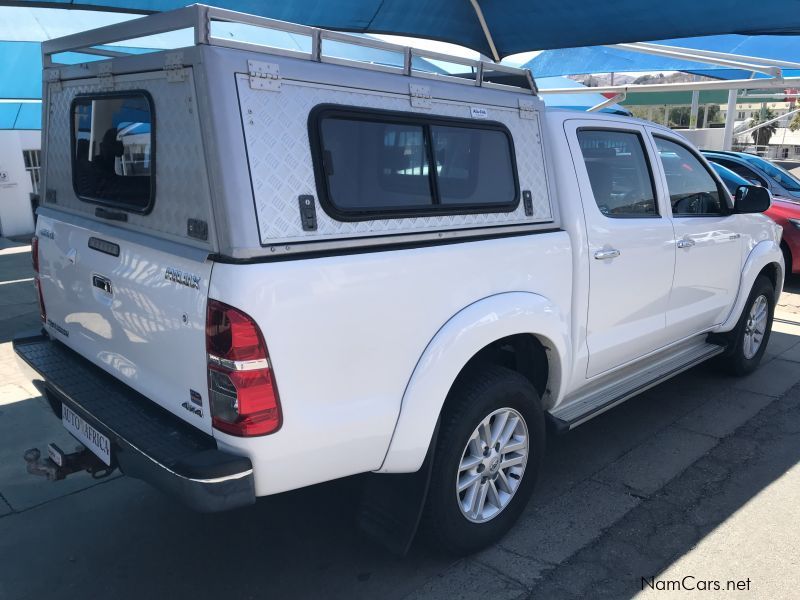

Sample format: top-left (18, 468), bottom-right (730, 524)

top-left (356, 421), bottom-right (439, 556)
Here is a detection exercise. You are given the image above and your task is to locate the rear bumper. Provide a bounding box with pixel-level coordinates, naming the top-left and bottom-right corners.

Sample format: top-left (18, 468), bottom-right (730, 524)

top-left (13, 331), bottom-right (255, 512)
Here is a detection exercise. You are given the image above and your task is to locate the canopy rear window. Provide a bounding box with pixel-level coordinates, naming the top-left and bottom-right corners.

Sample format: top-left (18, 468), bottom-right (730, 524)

top-left (71, 91), bottom-right (155, 214)
top-left (310, 106), bottom-right (519, 220)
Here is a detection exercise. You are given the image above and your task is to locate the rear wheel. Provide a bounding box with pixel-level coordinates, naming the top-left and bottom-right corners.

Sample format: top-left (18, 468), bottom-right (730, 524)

top-left (720, 275), bottom-right (775, 376)
top-left (422, 366), bottom-right (544, 555)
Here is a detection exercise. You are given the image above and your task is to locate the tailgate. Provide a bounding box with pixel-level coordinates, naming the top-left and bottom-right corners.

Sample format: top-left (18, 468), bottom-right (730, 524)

top-left (37, 212), bottom-right (213, 433)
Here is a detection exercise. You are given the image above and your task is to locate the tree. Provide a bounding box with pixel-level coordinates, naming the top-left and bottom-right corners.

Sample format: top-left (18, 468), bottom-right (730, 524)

top-left (790, 110), bottom-right (800, 132)
top-left (750, 107), bottom-right (778, 147)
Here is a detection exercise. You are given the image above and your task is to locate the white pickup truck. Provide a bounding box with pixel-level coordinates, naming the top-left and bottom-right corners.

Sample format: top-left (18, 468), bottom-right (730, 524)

top-left (16, 5), bottom-right (782, 555)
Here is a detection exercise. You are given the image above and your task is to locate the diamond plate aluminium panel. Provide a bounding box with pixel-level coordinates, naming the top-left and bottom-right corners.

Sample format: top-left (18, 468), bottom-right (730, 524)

top-left (44, 69), bottom-right (214, 248)
top-left (236, 75), bottom-right (554, 245)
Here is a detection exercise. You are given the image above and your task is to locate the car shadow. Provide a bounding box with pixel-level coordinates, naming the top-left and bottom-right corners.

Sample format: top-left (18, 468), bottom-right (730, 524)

top-left (1, 330), bottom-right (799, 599)
top-left (783, 273), bottom-right (800, 294)
top-left (0, 245), bottom-right (38, 344)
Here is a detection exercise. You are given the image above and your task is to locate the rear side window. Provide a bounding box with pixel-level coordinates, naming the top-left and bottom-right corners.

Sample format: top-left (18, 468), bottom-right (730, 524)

top-left (577, 129), bottom-right (657, 217)
top-left (71, 92), bottom-right (154, 213)
top-left (311, 106), bottom-right (519, 220)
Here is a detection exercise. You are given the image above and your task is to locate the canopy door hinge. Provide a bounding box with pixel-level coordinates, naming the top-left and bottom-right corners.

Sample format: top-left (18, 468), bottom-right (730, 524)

top-left (519, 99), bottom-right (537, 120)
top-left (98, 62), bottom-right (114, 90)
top-left (409, 84), bottom-right (432, 109)
top-left (248, 60), bottom-right (281, 91)
top-left (164, 52), bottom-right (186, 83)
top-left (45, 69), bottom-right (62, 93)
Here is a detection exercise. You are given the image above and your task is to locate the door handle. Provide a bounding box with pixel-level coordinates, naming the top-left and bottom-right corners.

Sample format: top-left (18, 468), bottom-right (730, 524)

top-left (594, 248), bottom-right (621, 260)
top-left (677, 238), bottom-right (696, 249)
top-left (729, 233), bottom-right (741, 240)
top-left (92, 275), bottom-right (113, 294)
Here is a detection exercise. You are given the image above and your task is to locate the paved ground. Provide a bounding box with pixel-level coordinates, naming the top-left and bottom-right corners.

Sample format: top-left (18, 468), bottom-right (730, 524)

top-left (1, 238), bottom-right (799, 599)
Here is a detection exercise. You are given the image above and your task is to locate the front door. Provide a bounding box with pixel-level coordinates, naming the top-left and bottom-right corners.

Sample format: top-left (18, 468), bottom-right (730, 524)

top-left (652, 135), bottom-right (743, 340)
top-left (568, 123), bottom-right (676, 377)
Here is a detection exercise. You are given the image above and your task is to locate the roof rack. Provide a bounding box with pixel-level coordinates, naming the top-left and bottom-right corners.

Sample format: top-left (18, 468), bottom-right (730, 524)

top-left (42, 3), bottom-right (537, 94)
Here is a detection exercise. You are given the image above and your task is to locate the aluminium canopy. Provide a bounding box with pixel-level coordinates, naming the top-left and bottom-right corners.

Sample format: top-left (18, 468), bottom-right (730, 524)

top-left (5, 0), bottom-right (800, 60)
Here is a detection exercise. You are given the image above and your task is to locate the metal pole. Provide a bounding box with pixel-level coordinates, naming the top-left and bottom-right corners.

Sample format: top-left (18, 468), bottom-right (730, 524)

top-left (690, 90), bottom-right (699, 129)
top-left (736, 106), bottom-right (800, 137)
top-left (536, 75), bottom-right (800, 95)
top-left (723, 89), bottom-right (737, 151)
top-left (609, 42), bottom-right (782, 77)
top-left (587, 92), bottom-right (626, 112)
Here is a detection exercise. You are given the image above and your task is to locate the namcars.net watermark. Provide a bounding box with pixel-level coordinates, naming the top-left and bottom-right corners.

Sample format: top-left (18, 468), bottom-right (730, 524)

top-left (642, 576), bottom-right (752, 592)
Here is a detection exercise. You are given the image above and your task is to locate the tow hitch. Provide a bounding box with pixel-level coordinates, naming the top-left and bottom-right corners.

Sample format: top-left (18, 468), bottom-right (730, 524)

top-left (23, 444), bottom-right (115, 481)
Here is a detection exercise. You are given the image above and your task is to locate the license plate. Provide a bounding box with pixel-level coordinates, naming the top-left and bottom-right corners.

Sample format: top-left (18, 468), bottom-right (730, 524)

top-left (62, 404), bottom-right (112, 466)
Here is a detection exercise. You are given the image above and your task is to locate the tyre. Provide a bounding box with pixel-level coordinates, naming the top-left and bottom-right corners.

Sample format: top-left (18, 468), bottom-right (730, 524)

top-left (422, 366), bottom-right (545, 555)
top-left (720, 275), bottom-right (775, 376)
top-left (781, 243), bottom-right (792, 279)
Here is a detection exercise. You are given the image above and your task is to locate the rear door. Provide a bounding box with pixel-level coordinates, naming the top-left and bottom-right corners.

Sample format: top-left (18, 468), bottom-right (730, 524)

top-left (38, 214), bottom-right (213, 433)
top-left (37, 69), bottom-right (216, 432)
top-left (565, 121), bottom-right (677, 377)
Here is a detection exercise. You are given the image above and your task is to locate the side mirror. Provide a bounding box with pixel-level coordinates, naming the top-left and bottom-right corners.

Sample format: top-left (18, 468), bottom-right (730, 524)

top-left (734, 185), bottom-right (771, 214)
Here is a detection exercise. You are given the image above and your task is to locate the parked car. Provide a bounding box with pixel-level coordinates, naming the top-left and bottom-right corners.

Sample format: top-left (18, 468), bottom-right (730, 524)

top-left (15, 6), bottom-right (783, 556)
top-left (705, 153), bottom-right (800, 275)
top-left (702, 150), bottom-right (800, 199)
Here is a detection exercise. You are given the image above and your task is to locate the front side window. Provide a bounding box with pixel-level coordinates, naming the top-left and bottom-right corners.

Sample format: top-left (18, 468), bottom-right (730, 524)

top-left (312, 107), bottom-right (518, 219)
top-left (577, 129), bottom-right (657, 218)
top-left (655, 137), bottom-right (725, 216)
top-left (71, 92), bottom-right (154, 213)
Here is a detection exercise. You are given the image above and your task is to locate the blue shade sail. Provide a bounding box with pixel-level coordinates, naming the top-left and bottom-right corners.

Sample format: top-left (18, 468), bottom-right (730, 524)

top-left (527, 35), bottom-right (800, 77)
top-left (6, 0), bottom-right (800, 58)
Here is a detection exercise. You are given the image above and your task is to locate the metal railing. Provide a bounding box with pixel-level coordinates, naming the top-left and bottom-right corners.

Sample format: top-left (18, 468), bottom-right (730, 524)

top-left (22, 149), bottom-right (41, 195)
top-left (41, 4), bottom-right (537, 94)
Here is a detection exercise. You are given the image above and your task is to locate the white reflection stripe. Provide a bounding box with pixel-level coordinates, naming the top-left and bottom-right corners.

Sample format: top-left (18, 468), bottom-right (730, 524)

top-left (208, 354), bottom-right (270, 371)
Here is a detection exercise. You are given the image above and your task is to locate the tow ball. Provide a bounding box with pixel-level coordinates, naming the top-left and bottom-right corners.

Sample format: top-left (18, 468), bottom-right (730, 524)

top-left (23, 444), bottom-right (115, 481)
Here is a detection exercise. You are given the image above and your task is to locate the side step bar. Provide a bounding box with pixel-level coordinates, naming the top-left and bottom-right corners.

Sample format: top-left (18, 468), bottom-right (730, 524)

top-left (549, 339), bottom-right (726, 432)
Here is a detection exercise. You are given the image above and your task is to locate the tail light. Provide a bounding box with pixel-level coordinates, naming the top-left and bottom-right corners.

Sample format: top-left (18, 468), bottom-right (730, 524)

top-left (31, 235), bottom-right (46, 323)
top-left (206, 299), bottom-right (282, 436)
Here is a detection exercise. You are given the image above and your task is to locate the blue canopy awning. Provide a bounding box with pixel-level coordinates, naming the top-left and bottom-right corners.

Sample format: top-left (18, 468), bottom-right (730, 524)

top-left (527, 34), bottom-right (800, 78)
top-left (6, 0), bottom-right (800, 59)
top-left (0, 102), bottom-right (40, 129)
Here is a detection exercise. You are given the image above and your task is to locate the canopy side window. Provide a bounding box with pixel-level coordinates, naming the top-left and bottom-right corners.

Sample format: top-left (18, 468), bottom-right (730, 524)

top-left (309, 105), bottom-right (520, 221)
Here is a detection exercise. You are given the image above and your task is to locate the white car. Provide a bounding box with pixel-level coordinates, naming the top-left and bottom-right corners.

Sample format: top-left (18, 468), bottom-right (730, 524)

top-left (16, 5), bottom-right (782, 555)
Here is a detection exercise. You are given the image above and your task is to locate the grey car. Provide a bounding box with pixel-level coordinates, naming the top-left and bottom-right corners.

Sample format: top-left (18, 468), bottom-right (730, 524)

top-left (702, 150), bottom-right (800, 201)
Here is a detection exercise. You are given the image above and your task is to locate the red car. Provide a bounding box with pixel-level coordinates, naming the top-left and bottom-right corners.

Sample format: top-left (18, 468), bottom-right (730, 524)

top-left (709, 161), bottom-right (800, 276)
top-left (768, 198), bottom-right (800, 275)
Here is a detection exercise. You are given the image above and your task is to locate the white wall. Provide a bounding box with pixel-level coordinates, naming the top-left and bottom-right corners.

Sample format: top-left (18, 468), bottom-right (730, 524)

top-left (0, 130), bottom-right (40, 237)
top-left (679, 128), bottom-right (725, 151)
